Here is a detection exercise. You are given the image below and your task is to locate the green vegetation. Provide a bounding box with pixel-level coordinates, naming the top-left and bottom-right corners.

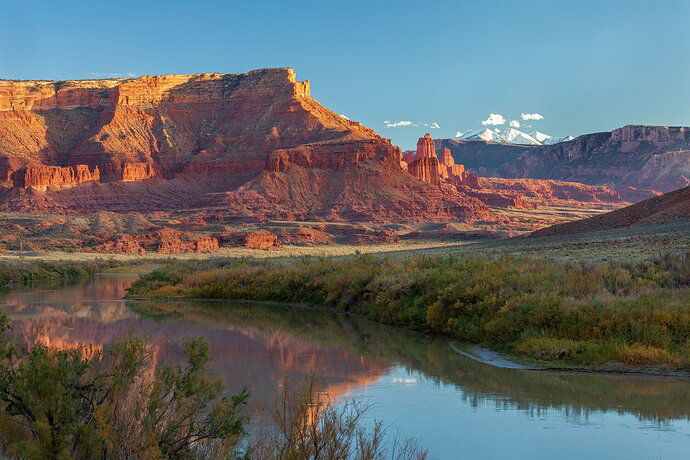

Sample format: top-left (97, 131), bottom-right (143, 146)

top-left (128, 252), bottom-right (690, 368)
top-left (0, 308), bottom-right (427, 459)
top-left (0, 313), bottom-right (248, 459)
top-left (0, 259), bottom-right (143, 290)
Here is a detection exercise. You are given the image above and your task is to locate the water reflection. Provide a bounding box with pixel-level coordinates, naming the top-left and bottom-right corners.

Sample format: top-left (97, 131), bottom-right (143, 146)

top-left (1, 274), bottom-right (690, 459)
top-left (143, 298), bottom-right (690, 423)
top-left (0, 274), bottom-right (390, 416)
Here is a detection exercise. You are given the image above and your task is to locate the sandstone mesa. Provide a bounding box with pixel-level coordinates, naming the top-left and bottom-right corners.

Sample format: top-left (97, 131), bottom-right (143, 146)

top-left (1, 67), bottom-right (674, 254)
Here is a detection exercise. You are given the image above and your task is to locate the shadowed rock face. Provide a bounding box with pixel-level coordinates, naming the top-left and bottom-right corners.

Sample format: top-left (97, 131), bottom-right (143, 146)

top-left (436, 125), bottom-right (690, 194)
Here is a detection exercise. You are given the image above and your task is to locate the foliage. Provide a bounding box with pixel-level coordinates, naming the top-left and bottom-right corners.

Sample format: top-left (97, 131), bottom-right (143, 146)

top-left (0, 259), bottom-right (139, 290)
top-left (127, 252), bottom-right (690, 367)
top-left (0, 314), bottom-right (248, 459)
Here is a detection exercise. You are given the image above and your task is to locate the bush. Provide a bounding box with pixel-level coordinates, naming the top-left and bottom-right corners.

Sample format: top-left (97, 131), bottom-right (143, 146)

top-left (0, 314), bottom-right (249, 459)
top-left (0, 259), bottom-right (138, 290)
top-left (126, 252), bottom-right (690, 367)
top-left (618, 344), bottom-right (680, 366)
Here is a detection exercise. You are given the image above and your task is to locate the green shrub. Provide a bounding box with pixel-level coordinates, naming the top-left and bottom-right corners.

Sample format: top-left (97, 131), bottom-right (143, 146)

top-left (126, 252), bottom-right (690, 367)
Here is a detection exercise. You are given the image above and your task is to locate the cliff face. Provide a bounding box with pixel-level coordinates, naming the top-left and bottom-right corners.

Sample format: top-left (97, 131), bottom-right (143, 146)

top-left (16, 164), bottom-right (100, 191)
top-left (0, 69), bottom-right (633, 223)
top-left (0, 69), bottom-right (492, 222)
top-left (0, 69), bottom-right (378, 173)
top-left (436, 125), bottom-right (690, 195)
top-left (408, 134), bottom-right (442, 185)
top-left (407, 134), bottom-right (476, 187)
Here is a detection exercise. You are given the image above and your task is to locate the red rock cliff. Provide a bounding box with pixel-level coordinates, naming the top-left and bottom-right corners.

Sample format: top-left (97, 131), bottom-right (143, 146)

top-left (0, 68), bottom-right (379, 174)
top-left (17, 164), bottom-right (100, 191)
top-left (408, 133), bottom-right (442, 185)
top-left (121, 163), bottom-right (156, 181)
top-left (0, 69), bottom-right (497, 223)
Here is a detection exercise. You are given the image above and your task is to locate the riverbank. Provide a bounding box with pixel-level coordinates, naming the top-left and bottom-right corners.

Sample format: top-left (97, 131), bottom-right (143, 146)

top-left (450, 342), bottom-right (690, 379)
top-left (126, 252), bottom-right (690, 372)
top-left (0, 259), bottom-right (148, 290)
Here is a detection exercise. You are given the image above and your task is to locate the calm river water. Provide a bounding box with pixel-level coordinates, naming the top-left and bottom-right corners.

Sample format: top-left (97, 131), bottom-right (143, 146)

top-left (1, 273), bottom-right (690, 459)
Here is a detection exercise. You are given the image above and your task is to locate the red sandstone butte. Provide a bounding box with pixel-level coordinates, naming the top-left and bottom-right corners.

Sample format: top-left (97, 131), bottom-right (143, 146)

top-left (96, 228), bottom-right (219, 254)
top-left (221, 230), bottom-right (280, 250)
top-left (407, 134), bottom-right (485, 190)
top-left (408, 134), bottom-right (442, 185)
top-left (0, 68), bottom-right (632, 225)
top-left (0, 69), bottom-right (497, 223)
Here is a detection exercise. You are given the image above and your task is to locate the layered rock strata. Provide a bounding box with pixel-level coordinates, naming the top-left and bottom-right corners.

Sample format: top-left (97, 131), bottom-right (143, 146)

top-left (0, 69), bottom-right (635, 224)
top-left (0, 69), bottom-right (492, 222)
top-left (408, 134), bottom-right (442, 185)
top-left (10, 164), bottom-right (101, 191)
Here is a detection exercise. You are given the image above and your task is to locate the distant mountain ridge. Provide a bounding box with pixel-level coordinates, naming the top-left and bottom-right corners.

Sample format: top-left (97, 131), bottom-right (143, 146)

top-left (455, 128), bottom-right (573, 146)
top-left (437, 125), bottom-right (690, 194)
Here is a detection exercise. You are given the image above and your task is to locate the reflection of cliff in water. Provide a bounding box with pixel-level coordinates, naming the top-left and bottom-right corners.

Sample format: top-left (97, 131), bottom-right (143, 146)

top-left (2, 274), bottom-right (690, 423)
top-left (0, 273), bottom-right (139, 314)
top-left (0, 277), bottom-right (390, 413)
top-left (140, 300), bottom-right (690, 423)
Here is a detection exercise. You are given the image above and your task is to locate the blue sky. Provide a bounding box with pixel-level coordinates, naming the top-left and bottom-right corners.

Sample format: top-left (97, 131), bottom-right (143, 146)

top-left (2, 0), bottom-right (689, 149)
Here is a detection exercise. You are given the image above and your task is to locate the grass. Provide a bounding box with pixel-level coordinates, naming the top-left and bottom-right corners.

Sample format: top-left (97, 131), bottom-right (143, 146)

top-left (126, 250), bottom-right (690, 369)
top-left (0, 241), bottom-right (463, 262)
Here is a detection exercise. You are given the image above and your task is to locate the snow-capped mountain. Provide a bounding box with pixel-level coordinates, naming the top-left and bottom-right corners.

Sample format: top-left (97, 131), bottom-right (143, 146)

top-left (531, 131), bottom-right (574, 145)
top-left (500, 128), bottom-right (540, 145)
top-left (531, 131), bottom-right (553, 143)
top-left (546, 135), bottom-right (574, 144)
top-left (456, 128), bottom-right (573, 146)
top-left (458, 128), bottom-right (506, 142)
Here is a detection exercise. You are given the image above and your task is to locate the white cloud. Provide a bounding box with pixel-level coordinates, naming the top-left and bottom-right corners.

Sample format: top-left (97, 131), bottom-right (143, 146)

top-left (481, 113), bottom-right (506, 126)
top-left (384, 120), bottom-right (417, 128)
top-left (429, 122), bottom-right (441, 129)
top-left (509, 120), bottom-right (521, 128)
top-left (521, 113), bottom-right (544, 121)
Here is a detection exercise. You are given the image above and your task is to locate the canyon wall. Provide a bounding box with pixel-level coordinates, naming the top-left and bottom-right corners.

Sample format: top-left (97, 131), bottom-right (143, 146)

top-left (0, 69), bottom-right (635, 223)
top-left (0, 69), bottom-right (379, 172)
top-left (1, 164), bottom-right (101, 191)
top-left (0, 69), bottom-right (491, 222)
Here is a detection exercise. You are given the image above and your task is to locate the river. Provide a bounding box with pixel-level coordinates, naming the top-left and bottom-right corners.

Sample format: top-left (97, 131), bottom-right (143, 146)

top-left (1, 273), bottom-right (689, 459)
